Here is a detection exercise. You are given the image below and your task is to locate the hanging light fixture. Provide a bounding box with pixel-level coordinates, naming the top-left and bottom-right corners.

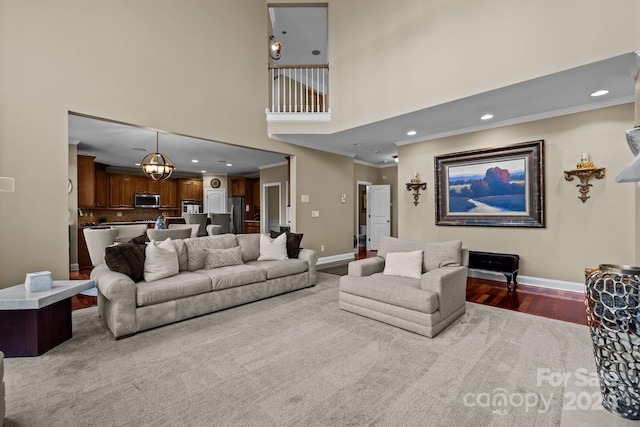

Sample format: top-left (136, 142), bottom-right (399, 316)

top-left (270, 35), bottom-right (281, 60)
top-left (141, 132), bottom-right (174, 181)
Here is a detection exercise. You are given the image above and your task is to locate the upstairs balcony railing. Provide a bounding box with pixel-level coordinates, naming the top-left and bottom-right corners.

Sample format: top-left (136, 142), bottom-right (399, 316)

top-left (267, 64), bottom-right (330, 120)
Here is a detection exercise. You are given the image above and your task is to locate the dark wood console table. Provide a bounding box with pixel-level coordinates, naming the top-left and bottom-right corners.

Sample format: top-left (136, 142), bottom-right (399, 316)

top-left (468, 251), bottom-right (520, 292)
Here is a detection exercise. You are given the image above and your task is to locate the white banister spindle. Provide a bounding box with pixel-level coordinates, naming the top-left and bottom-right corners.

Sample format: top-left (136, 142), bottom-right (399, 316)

top-left (322, 68), bottom-right (325, 113)
top-left (269, 65), bottom-right (328, 115)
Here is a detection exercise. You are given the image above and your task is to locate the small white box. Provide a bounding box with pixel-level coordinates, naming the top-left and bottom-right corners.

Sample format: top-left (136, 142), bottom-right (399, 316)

top-left (25, 271), bottom-right (53, 292)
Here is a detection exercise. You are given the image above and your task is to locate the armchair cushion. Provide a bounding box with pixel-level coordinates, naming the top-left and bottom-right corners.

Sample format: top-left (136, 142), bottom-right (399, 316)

top-left (383, 250), bottom-right (423, 279)
top-left (340, 273), bottom-right (439, 314)
top-left (378, 236), bottom-right (462, 272)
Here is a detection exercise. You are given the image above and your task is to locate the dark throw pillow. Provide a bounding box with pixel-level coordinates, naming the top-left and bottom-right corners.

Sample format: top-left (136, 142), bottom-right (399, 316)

top-left (268, 230), bottom-right (303, 258)
top-left (105, 243), bottom-right (146, 282)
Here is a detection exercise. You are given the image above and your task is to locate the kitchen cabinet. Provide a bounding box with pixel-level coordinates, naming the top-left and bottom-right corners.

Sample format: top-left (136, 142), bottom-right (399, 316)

top-left (77, 155), bottom-right (96, 209)
top-left (231, 179), bottom-right (245, 197)
top-left (245, 221), bottom-right (260, 234)
top-left (94, 165), bottom-right (109, 208)
top-left (134, 176), bottom-right (160, 195)
top-left (160, 179), bottom-right (177, 209)
top-left (109, 174), bottom-right (135, 208)
top-left (252, 179), bottom-right (260, 209)
top-left (178, 179), bottom-right (203, 202)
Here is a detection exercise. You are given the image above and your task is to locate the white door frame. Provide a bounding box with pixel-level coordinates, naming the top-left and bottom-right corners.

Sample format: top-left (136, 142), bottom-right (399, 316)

top-left (262, 182), bottom-right (282, 234)
top-left (368, 184), bottom-right (391, 251)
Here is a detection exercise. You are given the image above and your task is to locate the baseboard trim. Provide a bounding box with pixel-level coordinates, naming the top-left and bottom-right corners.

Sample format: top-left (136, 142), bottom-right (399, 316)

top-left (317, 252), bottom-right (355, 266)
top-left (468, 269), bottom-right (584, 293)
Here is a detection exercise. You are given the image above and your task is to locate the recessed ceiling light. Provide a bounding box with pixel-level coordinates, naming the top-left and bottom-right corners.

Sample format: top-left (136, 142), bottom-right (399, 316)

top-left (311, 50), bottom-right (321, 56)
top-left (201, 170), bottom-right (206, 173)
top-left (481, 114), bottom-right (494, 120)
top-left (374, 150), bottom-right (380, 153)
top-left (191, 159), bottom-right (199, 163)
top-left (354, 143), bottom-right (363, 147)
top-left (134, 163), bottom-right (141, 166)
top-left (226, 163), bottom-right (232, 167)
top-left (132, 147), bottom-right (146, 152)
top-left (407, 130), bottom-right (417, 136)
top-left (591, 89), bottom-right (609, 97)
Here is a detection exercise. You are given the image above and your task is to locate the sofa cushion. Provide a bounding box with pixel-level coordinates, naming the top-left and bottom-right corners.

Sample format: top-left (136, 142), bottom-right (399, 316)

top-left (383, 250), bottom-right (423, 279)
top-left (136, 271), bottom-right (212, 307)
top-left (173, 239), bottom-right (188, 272)
top-left (144, 238), bottom-right (179, 282)
top-left (236, 234), bottom-right (261, 262)
top-left (204, 246), bottom-right (243, 269)
top-left (246, 259), bottom-right (308, 280)
top-left (378, 236), bottom-right (462, 272)
top-left (184, 234), bottom-right (239, 271)
top-left (270, 230), bottom-right (304, 258)
top-left (105, 243), bottom-right (146, 282)
top-left (258, 233), bottom-right (288, 260)
top-left (196, 264), bottom-right (266, 291)
top-left (339, 273), bottom-right (439, 314)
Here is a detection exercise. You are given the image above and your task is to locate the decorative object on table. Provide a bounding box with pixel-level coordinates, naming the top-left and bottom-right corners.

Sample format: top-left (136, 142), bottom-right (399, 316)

top-left (24, 271), bottom-right (53, 292)
top-left (563, 153), bottom-right (605, 203)
top-left (155, 216), bottom-right (166, 229)
top-left (141, 132), bottom-right (174, 181)
top-left (585, 264), bottom-right (640, 420)
top-left (434, 140), bottom-right (545, 227)
top-left (405, 171), bottom-right (427, 206)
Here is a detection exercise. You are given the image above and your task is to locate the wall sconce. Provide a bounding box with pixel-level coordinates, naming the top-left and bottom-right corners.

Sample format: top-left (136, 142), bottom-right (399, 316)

top-left (270, 35), bottom-right (281, 60)
top-left (406, 172), bottom-right (426, 206)
top-left (564, 153), bottom-right (605, 203)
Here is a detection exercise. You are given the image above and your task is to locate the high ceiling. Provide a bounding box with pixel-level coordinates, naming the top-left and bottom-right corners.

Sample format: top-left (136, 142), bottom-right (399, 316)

top-left (69, 6), bottom-right (639, 174)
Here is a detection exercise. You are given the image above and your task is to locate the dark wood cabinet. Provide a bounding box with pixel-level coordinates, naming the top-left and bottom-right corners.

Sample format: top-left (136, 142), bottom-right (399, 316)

top-left (160, 179), bottom-right (177, 208)
top-left (245, 221), bottom-right (260, 234)
top-left (231, 179), bottom-right (245, 197)
top-left (77, 155), bottom-right (96, 209)
top-left (134, 176), bottom-right (160, 195)
top-left (94, 165), bottom-right (108, 208)
top-left (109, 174), bottom-right (135, 208)
top-left (178, 179), bottom-right (203, 202)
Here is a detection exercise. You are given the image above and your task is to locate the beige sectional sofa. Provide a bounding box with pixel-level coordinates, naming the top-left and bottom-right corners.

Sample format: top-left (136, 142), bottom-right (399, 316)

top-left (92, 233), bottom-right (317, 338)
top-left (339, 236), bottom-right (468, 338)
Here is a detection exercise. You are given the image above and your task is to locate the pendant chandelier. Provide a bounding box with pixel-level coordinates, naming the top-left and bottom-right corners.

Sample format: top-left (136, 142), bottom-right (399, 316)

top-left (141, 132), bottom-right (174, 181)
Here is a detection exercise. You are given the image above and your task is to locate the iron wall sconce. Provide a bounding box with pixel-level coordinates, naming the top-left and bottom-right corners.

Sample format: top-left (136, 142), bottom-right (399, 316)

top-left (406, 173), bottom-right (426, 206)
top-left (564, 153), bottom-right (605, 203)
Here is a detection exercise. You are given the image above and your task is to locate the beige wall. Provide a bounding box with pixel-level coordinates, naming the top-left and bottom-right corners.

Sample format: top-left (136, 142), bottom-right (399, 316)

top-left (328, 0), bottom-right (638, 132)
top-left (398, 104), bottom-right (636, 283)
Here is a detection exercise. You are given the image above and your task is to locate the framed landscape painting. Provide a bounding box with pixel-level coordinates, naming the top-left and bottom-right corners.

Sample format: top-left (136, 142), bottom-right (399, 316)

top-left (434, 140), bottom-right (545, 227)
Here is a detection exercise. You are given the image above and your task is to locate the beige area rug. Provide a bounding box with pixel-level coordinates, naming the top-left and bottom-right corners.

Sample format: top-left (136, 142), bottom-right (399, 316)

top-left (4, 273), bottom-right (599, 427)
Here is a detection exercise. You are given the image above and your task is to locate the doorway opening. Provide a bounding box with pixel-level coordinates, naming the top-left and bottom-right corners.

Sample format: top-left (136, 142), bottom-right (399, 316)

top-left (355, 181), bottom-right (371, 255)
top-left (262, 182), bottom-right (282, 234)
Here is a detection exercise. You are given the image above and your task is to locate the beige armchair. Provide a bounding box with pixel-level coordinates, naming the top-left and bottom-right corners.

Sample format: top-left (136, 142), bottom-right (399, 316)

top-left (183, 213), bottom-right (208, 237)
top-left (339, 236), bottom-right (468, 338)
top-left (168, 223), bottom-right (200, 238)
top-left (146, 228), bottom-right (191, 241)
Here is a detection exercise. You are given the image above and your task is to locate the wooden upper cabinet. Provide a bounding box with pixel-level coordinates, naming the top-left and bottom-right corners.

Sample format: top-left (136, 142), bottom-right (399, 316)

top-left (94, 164), bottom-right (109, 208)
top-left (231, 179), bottom-right (246, 197)
top-left (109, 174), bottom-right (135, 208)
top-left (160, 179), bottom-right (177, 208)
top-left (252, 179), bottom-right (260, 208)
top-left (77, 155), bottom-right (96, 209)
top-left (178, 179), bottom-right (203, 202)
top-left (135, 176), bottom-right (161, 195)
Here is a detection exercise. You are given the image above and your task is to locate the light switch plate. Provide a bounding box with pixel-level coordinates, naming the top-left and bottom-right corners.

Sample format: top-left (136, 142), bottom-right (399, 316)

top-left (301, 195), bottom-right (310, 203)
top-left (311, 210), bottom-right (320, 217)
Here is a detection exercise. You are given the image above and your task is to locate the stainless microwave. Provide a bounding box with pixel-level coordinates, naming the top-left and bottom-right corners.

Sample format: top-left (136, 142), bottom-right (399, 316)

top-left (134, 193), bottom-right (160, 208)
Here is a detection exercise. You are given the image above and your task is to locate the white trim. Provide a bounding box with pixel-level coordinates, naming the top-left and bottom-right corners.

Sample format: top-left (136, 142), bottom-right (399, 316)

top-left (353, 159), bottom-right (398, 169)
top-left (258, 160), bottom-right (288, 170)
top-left (262, 182), bottom-right (282, 234)
top-left (266, 111), bottom-right (331, 122)
top-left (317, 252), bottom-right (355, 266)
top-left (468, 269), bottom-right (584, 293)
top-left (269, 134), bottom-right (357, 159)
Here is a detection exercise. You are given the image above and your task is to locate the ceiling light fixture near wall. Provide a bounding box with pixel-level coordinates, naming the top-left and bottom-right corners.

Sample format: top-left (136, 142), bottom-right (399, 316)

top-left (141, 132), bottom-right (175, 181)
top-left (270, 35), bottom-right (281, 60)
top-left (481, 114), bottom-right (494, 120)
top-left (591, 89), bottom-right (609, 97)
top-left (407, 130), bottom-right (417, 136)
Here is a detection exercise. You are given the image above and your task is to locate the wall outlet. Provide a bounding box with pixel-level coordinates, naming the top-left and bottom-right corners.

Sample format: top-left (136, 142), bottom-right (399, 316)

top-left (321, 245), bottom-right (325, 251)
top-left (341, 193), bottom-right (347, 203)
top-left (311, 210), bottom-right (320, 217)
top-left (117, 211), bottom-right (123, 217)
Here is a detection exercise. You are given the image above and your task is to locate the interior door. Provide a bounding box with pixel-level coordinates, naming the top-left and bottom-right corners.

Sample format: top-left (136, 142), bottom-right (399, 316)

top-left (368, 185), bottom-right (391, 251)
top-left (206, 189), bottom-right (226, 213)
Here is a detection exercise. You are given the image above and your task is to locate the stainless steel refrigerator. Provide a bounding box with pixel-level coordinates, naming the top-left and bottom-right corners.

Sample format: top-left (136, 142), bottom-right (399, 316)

top-left (228, 196), bottom-right (245, 234)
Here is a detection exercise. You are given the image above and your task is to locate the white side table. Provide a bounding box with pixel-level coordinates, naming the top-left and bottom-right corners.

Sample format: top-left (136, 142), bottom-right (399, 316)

top-left (0, 280), bottom-right (95, 357)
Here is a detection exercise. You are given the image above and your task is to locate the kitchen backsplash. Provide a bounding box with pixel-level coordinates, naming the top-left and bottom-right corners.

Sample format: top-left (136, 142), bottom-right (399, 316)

top-left (79, 208), bottom-right (177, 225)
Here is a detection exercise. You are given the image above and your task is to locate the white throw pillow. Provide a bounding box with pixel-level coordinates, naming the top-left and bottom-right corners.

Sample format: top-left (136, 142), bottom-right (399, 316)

top-left (383, 250), bottom-right (423, 279)
top-left (144, 238), bottom-right (179, 282)
top-left (257, 233), bottom-right (288, 261)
